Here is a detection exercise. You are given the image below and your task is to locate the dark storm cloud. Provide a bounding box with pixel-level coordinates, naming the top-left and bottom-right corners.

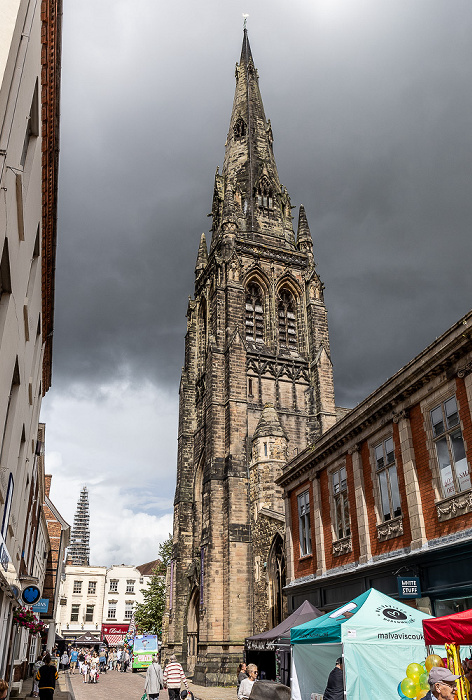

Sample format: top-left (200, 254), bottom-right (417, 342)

top-left (53, 0), bottom-right (472, 409)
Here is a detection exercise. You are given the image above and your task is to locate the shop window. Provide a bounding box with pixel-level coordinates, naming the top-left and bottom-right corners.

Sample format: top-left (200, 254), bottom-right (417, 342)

top-left (431, 397), bottom-right (471, 498)
top-left (332, 467), bottom-right (350, 540)
top-left (73, 580), bottom-right (82, 594)
top-left (70, 604), bottom-right (80, 622)
top-left (245, 282), bottom-right (264, 343)
top-left (297, 490), bottom-right (312, 556)
top-left (278, 290), bottom-right (297, 348)
top-left (374, 437), bottom-right (402, 521)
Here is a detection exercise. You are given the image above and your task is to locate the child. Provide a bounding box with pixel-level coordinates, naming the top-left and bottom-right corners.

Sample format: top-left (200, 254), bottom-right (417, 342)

top-left (81, 661), bottom-right (89, 684)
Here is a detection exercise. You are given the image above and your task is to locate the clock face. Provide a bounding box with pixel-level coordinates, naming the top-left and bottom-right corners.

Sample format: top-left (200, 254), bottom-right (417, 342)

top-left (22, 586), bottom-right (41, 605)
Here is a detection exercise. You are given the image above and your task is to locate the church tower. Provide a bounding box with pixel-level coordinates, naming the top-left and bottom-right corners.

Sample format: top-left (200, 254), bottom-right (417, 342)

top-left (165, 29), bottom-right (336, 684)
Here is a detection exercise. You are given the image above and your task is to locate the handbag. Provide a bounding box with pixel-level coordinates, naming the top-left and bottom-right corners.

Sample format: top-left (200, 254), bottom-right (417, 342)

top-left (141, 694), bottom-right (147, 700)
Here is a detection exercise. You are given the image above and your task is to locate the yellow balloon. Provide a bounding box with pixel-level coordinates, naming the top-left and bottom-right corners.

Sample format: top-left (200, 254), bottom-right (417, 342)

top-left (416, 691), bottom-right (428, 700)
top-left (425, 655), bottom-right (444, 672)
top-left (464, 677), bottom-right (470, 694)
top-left (406, 663), bottom-right (423, 682)
top-left (401, 677), bottom-right (419, 699)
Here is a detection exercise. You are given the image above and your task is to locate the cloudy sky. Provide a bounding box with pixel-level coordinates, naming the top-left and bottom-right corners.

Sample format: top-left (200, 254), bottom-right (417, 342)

top-left (41, 0), bottom-right (472, 565)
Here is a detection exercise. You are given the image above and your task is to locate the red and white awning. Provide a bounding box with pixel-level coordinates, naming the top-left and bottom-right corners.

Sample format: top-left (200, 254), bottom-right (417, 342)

top-left (105, 634), bottom-right (125, 646)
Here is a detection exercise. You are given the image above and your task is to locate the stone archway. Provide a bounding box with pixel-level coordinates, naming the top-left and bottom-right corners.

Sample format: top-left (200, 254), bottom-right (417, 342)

top-left (268, 534), bottom-right (286, 628)
top-left (186, 588), bottom-right (199, 675)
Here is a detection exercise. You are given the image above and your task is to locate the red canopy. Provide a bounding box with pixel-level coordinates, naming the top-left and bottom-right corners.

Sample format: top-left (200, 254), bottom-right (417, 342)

top-left (423, 608), bottom-right (472, 645)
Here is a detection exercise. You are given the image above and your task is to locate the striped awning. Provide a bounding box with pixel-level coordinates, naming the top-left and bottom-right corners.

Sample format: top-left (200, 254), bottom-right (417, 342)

top-left (105, 634), bottom-right (125, 646)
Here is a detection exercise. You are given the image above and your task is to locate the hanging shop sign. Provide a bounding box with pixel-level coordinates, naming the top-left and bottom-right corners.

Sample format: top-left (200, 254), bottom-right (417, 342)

top-left (397, 576), bottom-right (421, 599)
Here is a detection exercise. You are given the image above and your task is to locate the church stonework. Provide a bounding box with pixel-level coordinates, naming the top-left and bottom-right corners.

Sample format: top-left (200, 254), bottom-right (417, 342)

top-left (164, 30), bottom-right (337, 685)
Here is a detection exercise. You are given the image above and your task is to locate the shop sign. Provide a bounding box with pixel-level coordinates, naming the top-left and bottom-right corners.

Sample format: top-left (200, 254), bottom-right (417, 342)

top-left (101, 623), bottom-right (129, 635)
top-left (32, 599), bottom-right (49, 613)
top-left (397, 576), bottom-right (421, 599)
top-left (0, 535), bottom-right (10, 572)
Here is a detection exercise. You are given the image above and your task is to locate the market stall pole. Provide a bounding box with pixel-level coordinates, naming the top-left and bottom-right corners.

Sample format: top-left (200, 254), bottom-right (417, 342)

top-left (423, 609), bottom-right (472, 700)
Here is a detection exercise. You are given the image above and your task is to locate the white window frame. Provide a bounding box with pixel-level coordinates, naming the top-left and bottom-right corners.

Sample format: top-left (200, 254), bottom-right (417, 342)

top-left (297, 490), bottom-right (312, 557)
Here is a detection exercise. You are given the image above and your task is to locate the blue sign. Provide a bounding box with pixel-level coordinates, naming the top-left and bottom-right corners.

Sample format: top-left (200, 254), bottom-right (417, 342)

top-left (397, 576), bottom-right (421, 599)
top-left (22, 585), bottom-right (41, 605)
top-left (32, 598), bottom-right (49, 613)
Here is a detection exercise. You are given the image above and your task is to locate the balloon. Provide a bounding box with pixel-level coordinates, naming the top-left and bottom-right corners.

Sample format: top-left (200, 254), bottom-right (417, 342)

top-left (419, 673), bottom-right (429, 690)
top-left (415, 691), bottom-right (428, 700)
top-left (425, 655), bottom-right (444, 672)
top-left (464, 677), bottom-right (471, 694)
top-left (407, 663), bottom-right (424, 682)
top-left (397, 681), bottom-right (408, 698)
top-left (401, 677), bottom-right (419, 699)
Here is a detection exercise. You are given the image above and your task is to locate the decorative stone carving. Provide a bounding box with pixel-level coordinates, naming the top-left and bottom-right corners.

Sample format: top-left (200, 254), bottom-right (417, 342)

top-left (457, 361), bottom-right (472, 378)
top-left (393, 409), bottom-right (409, 424)
top-left (377, 515), bottom-right (404, 541)
top-left (436, 489), bottom-right (472, 522)
top-left (348, 444), bottom-right (359, 455)
top-left (332, 536), bottom-right (352, 557)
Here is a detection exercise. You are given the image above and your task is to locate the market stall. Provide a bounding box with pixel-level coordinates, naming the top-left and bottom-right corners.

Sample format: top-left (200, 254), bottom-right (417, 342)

top-left (423, 608), bottom-right (472, 700)
top-left (245, 601), bottom-right (322, 684)
top-left (291, 588), bottom-right (435, 700)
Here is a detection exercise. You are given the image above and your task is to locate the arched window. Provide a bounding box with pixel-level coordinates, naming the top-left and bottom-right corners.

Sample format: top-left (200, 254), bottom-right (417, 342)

top-left (278, 289), bottom-right (297, 348)
top-left (256, 177), bottom-right (273, 213)
top-left (268, 534), bottom-right (286, 628)
top-left (198, 301), bottom-right (207, 360)
top-left (245, 282), bottom-right (264, 343)
top-left (233, 117), bottom-right (246, 139)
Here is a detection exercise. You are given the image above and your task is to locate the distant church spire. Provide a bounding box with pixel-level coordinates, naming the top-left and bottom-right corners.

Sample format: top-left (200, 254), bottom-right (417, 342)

top-left (68, 486), bottom-right (90, 565)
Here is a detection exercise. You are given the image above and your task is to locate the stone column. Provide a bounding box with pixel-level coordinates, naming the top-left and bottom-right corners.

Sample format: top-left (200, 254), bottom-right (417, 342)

top-left (393, 409), bottom-right (427, 549)
top-left (312, 474), bottom-right (326, 576)
top-left (349, 445), bottom-right (372, 564)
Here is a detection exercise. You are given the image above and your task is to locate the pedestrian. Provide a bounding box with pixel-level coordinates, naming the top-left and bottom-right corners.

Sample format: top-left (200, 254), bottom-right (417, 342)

top-left (0, 679), bottom-right (7, 700)
top-left (77, 650), bottom-right (85, 673)
top-left (108, 649), bottom-right (116, 671)
top-left (116, 647), bottom-right (123, 671)
top-left (60, 651), bottom-right (69, 672)
top-left (424, 667), bottom-right (462, 700)
top-left (36, 653), bottom-right (58, 700)
top-left (80, 660), bottom-right (89, 684)
top-left (237, 663), bottom-right (247, 696)
top-left (99, 649), bottom-right (107, 673)
top-left (323, 657), bottom-right (343, 700)
top-left (32, 656), bottom-right (43, 697)
top-left (163, 655), bottom-right (188, 700)
top-left (69, 648), bottom-right (78, 674)
top-left (145, 656), bottom-right (164, 700)
top-left (238, 664), bottom-right (258, 700)
top-left (121, 649), bottom-right (130, 672)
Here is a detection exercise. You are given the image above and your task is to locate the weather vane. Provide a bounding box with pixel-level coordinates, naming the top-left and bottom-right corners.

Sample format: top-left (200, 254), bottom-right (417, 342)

top-left (243, 13), bottom-right (249, 29)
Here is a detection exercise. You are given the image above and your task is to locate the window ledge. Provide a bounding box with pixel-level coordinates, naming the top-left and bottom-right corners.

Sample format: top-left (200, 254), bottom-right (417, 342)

top-left (377, 516), bottom-right (403, 541)
top-left (298, 553), bottom-right (313, 561)
top-left (332, 536), bottom-right (352, 557)
top-left (436, 488), bottom-right (472, 522)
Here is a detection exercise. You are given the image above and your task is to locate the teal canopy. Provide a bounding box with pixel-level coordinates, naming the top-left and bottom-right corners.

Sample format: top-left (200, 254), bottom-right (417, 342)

top-left (291, 589), bottom-right (371, 645)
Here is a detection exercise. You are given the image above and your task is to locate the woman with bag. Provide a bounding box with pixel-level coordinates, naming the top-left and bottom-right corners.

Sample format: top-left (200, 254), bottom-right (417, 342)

top-left (144, 656), bottom-right (164, 700)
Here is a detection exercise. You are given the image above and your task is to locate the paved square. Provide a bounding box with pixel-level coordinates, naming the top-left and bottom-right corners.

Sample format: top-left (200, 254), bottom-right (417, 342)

top-left (68, 668), bottom-right (158, 700)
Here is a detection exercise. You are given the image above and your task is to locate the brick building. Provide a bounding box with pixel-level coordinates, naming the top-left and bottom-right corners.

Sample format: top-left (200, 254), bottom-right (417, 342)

top-left (165, 30), bottom-right (341, 685)
top-left (277, 310), bottom-right (472, 617)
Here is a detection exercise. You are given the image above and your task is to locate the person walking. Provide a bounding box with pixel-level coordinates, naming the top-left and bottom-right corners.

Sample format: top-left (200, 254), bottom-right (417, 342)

top-left (323, 658), bottom-right (344, 700)
top-left (237, 663), bottom-right (247, 696)
top-left (69, 648), bottom-right (78, 674)
top-left (163, 655), bottom-right (188, 700)
top-left (60, 651), bottom-right (69, 673)
top-left (116, 647), bottom-right (123, 671)
top-left (238, 664), bottom-right (258, 700)
top-left (121, 649), bottom-right (130, 672)
top-left (36, 653), bottom-right (58, 700)
top-left (145, 656), bottom-right (164, 700)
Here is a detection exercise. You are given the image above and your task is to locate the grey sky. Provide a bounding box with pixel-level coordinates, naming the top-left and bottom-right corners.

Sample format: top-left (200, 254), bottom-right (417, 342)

top-left (41, 0), bottom-right (472, 564)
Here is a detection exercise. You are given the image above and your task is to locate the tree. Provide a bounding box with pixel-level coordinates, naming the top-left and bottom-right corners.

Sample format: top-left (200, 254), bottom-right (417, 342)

top-left (134, 535), bottom-right (172, 637)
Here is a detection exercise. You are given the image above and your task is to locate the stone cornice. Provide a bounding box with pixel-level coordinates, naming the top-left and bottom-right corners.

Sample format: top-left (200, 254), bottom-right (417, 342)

top-left (277, 311), bottom-right (472, 488)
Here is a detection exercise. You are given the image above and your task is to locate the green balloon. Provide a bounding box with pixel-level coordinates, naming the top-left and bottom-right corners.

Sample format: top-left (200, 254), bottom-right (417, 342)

top-left (419, 673), bottom-right (429, 690)
top-left (401, 677), bottom-right (418, 699)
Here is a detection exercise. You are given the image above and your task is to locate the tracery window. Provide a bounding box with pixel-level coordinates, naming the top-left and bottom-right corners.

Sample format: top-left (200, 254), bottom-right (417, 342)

top-left (256, 177), bottom-right (273, 212)
top-left (245, 283), bottom-right (264, 343)
top-left (278, 289), bottom-right (297, 348)
top-left (233, 117), bottom-right (246, 139)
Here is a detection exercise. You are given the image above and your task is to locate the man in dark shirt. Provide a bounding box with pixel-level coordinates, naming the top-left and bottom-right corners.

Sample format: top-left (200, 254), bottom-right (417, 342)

top-left (36, 654), bottom-right (58, 700)
top-left (323, 657), bottom-right (344, 700)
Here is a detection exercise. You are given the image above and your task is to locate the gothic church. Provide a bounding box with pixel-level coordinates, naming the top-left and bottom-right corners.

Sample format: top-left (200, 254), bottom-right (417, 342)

top-left (164, 30), bottom-right (337, 685)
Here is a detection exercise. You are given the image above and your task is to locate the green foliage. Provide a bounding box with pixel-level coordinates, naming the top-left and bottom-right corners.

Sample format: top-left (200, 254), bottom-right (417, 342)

top-left (134, 535), bottom-right (172, 636)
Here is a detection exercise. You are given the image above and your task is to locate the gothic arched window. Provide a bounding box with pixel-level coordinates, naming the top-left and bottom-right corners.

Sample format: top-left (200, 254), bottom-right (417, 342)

top-left (233, 117), bottom-right (246, 139)
top-left (256, 177), bottom-right (273, 213)
top-left (245, 283), bottom-right (264, 343)
top-left (278, 289), bottom-right (297, 348)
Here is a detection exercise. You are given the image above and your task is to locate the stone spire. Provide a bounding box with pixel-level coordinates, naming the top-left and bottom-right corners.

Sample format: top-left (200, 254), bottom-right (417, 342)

top-left (195, 233), bottom-right (208, 275)
top-left (68, 486), bottom-right (90, 566)
top-left (296, 204), bottom-right (314, 256)
top-left (210, 29), bottom-right (295, 246)
top-left (253, 403), bottom-right (288, 440)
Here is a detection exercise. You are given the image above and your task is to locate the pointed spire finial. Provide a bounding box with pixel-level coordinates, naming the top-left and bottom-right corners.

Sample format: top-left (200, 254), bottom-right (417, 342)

top-left (195, 232), bottom-right (208, 273)
top-left (297, 204), bottom-right (313, 249)
top-left (242, 13), bottom-right (249, 30)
